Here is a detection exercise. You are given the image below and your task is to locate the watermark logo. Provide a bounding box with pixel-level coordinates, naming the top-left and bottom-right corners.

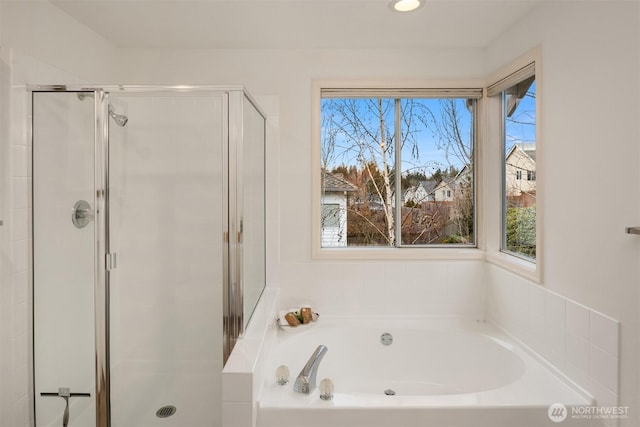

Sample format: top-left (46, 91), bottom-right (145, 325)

top-left (548, 403), bottom-right (568, 423)
top-left (547, 404), bottom-right (630, 423)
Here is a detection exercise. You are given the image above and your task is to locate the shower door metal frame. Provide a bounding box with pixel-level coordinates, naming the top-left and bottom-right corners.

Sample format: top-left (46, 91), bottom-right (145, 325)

top-left (29, 88), bottom-right (111, 427)
top-left (94, 89), bottom-right (111, 427)
top-left (29, 85), bottom-right (266, 427)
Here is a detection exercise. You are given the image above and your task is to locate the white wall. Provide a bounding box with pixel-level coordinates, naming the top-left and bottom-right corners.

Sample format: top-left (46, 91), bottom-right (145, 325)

top-left (0, 49), bottom-right (11, 427)
top-left (0, 2), bottom-right (120, 425)
top-left (0, 5), bottom-right (9, 426)
top-left (0, 1), bottom-right (118, 83)
top-left (485, 2), bottom-right (640, 425)
top-left (115, 47), bottom-right (489, 318)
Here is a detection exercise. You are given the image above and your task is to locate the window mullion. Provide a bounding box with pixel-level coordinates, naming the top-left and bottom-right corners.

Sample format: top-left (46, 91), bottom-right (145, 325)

top-left (394, 98), bottom-right (402, 247)
top-left (500, 92), bottom-right (508, 252)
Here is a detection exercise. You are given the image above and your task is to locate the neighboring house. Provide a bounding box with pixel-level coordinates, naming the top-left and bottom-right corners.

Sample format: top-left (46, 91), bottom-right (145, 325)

top-left (404, 180), bottom-right (437, 205)
top-left (505, 143), bottom-right (536, 197)
top-left (321, 171), bottom-right (359, 247)
top-left (434, 166), bottom-right (471, 202)
top-left (369, 193), bottom-right (400, 210)
top-left (432, 165), bottom-right (473, 225)
top-left (434, 180), bottom-right (454, 202)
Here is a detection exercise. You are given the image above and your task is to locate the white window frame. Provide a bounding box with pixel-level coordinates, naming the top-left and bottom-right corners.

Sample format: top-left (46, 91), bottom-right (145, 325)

top-left (311, 80), bottom-right (486, 261)
top-left (484, 49), bottom-right (542, 283)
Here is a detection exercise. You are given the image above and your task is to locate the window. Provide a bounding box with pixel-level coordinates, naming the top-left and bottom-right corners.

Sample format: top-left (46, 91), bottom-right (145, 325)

top-left (321, 202), bottom-right (347, 247)
top-left (490, 65), bottom-right (537, 261)
top-left (319, 89), bottom-right (479, 248)
top-left (321, 204), bottom-right (341, 228)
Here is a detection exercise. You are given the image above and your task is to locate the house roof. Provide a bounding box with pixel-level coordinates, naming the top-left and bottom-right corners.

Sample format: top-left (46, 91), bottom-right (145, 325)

top-left (322, 171), bottom-right (359, 192)
top-left (523, 148), bottom-right (536, 161)
top-left (433, 165), bottom-right (472, 189)
top-left (507, 143), bottom-right (536, 162)
top-left (418, 180), bottom-right (438, 193)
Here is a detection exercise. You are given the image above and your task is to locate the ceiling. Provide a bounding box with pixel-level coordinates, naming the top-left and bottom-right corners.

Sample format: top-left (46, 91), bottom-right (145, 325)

top-left (50, 0), bottom-right (542, 50)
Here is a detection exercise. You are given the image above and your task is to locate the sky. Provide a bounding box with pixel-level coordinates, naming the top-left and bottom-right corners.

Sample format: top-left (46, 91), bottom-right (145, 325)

top-left (505, 81), bottom-right (537, 151)
top-left (321, 97), bottom-right (474, 179)
top-left (322, 83), bottom-right (536, 180)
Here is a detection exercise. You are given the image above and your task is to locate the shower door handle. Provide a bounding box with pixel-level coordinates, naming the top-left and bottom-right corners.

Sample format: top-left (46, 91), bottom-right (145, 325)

top-left (106, 253), bottom-right (117, 271)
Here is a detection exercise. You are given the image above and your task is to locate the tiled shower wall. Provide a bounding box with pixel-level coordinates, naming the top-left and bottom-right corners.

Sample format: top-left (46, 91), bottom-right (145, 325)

top-left (486, 263), bottom-right (620, 427)
top-left (0, 48), bottom-right (85, 427)
top-left (0, 47), bottom-right (13, 427)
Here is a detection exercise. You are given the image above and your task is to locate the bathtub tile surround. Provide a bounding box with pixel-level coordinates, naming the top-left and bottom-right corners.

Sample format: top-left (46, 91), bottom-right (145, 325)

top-left (223, 288), bottom-right (279, 427)
top-left (220, 266), bottom-right (621, 427)
top-left (277, 260), bottom-right (485, 319)
top-left (224, 402), bottom-right (255, 427)
top-left (486, 263), bottom-right (620, 425)
top-left (566, 299), bottom-right (591, 387)
top-left (225, 287), bottom-right (604, 427)
top-left (589, 310), bottom-right (620, 358)
top-left (545, 291), bottom-right (567, 370)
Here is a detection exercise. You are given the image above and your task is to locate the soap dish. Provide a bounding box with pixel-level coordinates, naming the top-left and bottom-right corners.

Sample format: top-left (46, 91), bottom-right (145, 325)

top-left (278, 309), bottom-right (319, 334)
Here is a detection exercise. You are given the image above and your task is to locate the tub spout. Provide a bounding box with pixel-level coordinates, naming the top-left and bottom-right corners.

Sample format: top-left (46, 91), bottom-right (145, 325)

top-left (294, 345), bottom-right (328, 394)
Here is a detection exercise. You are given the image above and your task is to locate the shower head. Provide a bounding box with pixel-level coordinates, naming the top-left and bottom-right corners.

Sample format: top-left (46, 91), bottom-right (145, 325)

top-left (78, 94), bottom-right (128, 127)
top-left (110, 111), bottom-right (128, 127)
top-left (109, 105), bottom-right (129, 127)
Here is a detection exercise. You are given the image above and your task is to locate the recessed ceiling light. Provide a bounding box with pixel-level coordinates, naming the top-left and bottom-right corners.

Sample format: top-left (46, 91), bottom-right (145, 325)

top-left (389, 0), bottom-right (424, 12)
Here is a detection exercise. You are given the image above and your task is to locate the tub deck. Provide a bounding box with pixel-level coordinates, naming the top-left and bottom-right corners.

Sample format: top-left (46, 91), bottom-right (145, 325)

top-left (257, 317), bottom-right (597, 427)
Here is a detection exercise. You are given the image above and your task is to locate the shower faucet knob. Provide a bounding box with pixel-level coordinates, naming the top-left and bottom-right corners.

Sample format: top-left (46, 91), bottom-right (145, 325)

top-left (71, 200), bottom-right (94, 229)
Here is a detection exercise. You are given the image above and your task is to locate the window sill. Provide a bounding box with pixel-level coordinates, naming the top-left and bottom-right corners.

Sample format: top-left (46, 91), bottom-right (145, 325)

top-left (485, 251), bottom-right (540, 283)
top-left (312, 246), bottom-right (485, 261)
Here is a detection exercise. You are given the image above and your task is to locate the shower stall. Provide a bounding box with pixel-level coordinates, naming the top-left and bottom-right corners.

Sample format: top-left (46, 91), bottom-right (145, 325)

top-left (30, 86), bottom-right (266, 427)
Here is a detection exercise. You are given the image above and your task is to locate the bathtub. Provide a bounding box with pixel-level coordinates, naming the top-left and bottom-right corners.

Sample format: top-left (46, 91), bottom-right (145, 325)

top-left (257, 317), bottom-right (597, 427)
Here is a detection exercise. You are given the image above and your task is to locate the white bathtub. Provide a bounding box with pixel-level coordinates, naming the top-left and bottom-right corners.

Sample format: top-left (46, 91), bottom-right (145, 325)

top-left (257, 317), bottom-right (597, 427)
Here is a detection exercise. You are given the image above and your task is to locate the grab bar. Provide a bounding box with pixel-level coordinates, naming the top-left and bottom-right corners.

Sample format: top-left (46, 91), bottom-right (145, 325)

top-left (626, 227), bottom-right (640, 235)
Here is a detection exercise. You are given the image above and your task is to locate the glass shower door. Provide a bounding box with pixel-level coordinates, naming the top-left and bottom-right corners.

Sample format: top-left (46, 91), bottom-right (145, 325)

top-left (107, 92), bottom-right (226, 427)
top-left (31, 87), bottom-right (262, 427)
top-left (33, 91), bottom-right (97, 427)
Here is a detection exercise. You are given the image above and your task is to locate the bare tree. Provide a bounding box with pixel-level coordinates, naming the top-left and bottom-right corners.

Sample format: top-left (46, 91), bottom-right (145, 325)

top-left (322, 98), bottom-right (398, 245)
top-left (410, 99), bottom-right (474, 242)
top-left (416, 99), bottom-right (473, 167)
top-left (322, 97), bottom-right (476, 246)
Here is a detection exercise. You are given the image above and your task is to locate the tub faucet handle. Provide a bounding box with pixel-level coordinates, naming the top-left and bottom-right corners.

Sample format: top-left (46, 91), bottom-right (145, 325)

top-left (319, 378), bottom-right (334, 400)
